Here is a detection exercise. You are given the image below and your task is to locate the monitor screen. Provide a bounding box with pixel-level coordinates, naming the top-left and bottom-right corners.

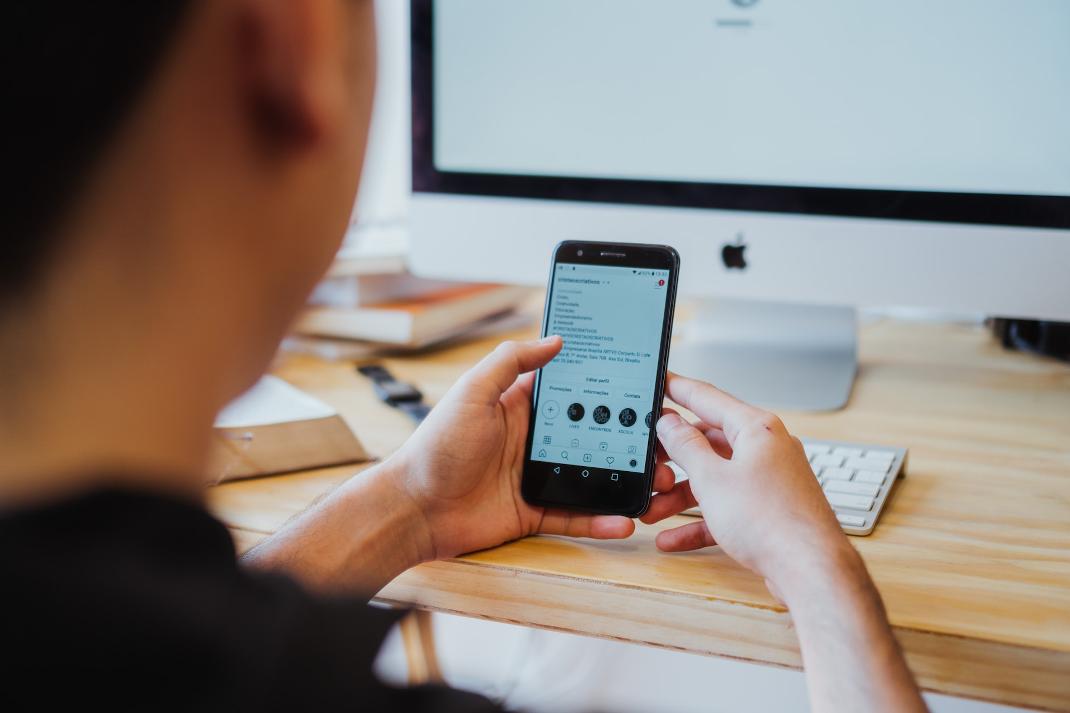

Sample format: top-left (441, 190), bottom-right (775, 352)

top-left (415, 0), bottom-right (1070, 227)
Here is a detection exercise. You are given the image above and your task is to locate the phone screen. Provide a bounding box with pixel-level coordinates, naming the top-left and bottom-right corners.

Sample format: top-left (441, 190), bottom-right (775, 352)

top-left (531, 262), bottom-right (672, 476)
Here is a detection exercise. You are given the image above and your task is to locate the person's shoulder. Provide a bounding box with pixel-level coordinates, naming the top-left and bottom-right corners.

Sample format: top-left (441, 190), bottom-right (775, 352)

top-left (2, 485), bottom-right (230, 549)
top-left (0, 486), bottom-right (381, 708)
top-left (0, 485), bottom-right (500, 712)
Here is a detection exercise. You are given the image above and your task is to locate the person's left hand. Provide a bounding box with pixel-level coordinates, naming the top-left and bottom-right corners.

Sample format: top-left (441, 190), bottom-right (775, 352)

top-left (387, 336), bottom-right (663, 560)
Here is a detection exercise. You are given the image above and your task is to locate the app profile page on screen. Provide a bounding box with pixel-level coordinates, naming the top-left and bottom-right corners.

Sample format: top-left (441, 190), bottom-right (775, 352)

top-left (532, 263), bottom-right (670, 474)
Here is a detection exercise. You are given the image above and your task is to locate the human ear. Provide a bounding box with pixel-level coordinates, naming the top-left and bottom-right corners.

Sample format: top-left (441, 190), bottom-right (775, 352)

top-left (233, 0), bottom-right (350, 152)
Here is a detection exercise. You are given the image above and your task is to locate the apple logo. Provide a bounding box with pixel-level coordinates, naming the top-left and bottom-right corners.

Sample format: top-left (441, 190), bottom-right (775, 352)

top-left (721, 234), bottom-right (748, 270)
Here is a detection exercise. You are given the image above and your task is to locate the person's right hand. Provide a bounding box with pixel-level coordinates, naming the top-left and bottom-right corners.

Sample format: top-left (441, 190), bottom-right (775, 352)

top-left (646, 374), bottom-right (929, 712)
top-left (642, 373), bottom-right (859, 602)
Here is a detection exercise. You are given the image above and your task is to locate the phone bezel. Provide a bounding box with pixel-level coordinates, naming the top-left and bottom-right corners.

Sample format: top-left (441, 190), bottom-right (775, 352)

top-left (521, 240), bottom-right (680, 517)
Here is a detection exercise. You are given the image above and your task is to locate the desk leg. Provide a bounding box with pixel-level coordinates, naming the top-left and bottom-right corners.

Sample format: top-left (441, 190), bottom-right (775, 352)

top-left (399, 609), bottom-right (443, 686)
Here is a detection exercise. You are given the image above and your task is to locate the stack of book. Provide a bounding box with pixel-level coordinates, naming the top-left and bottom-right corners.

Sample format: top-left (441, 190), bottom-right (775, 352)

top-left (287, 228), bottom-right (533, 359)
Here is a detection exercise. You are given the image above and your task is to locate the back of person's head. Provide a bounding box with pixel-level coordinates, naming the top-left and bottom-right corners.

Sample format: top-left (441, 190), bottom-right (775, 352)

top-left (0, 1), bottom-right (376, 406)
top-left (2, 3), bottom-right (191, 306)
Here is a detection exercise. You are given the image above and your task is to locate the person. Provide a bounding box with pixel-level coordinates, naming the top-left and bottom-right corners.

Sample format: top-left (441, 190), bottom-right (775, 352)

top-left (0, 2), bottom-right (926, 711)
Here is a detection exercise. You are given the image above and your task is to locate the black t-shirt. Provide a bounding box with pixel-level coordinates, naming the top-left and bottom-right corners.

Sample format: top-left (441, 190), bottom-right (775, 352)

top-left (0, 488), bottom-right (500, 712)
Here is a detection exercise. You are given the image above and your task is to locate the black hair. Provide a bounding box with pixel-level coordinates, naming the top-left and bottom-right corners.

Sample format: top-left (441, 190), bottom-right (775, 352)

top-left (1, 2), bottom-right (192, 305)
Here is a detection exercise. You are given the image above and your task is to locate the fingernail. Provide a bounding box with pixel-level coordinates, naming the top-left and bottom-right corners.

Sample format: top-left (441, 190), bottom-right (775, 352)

top-left (540, 335), bottom-right (561, 344)
top-left (656, 412), bottom-right (682, 432)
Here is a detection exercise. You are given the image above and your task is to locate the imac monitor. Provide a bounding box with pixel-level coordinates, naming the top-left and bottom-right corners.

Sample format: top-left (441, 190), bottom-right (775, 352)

top-left (409, 0), bottom-right (1070, 410)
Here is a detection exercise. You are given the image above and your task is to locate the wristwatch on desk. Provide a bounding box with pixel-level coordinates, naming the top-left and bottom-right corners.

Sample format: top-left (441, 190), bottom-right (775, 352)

top-left (356, 364), bottom-right (432, 422)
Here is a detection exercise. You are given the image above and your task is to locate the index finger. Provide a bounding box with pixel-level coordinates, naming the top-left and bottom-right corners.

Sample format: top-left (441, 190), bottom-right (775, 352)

top-left (664, 372), bottom-right (765, 444)
top-left (537, 509), bottom-right (635, 540)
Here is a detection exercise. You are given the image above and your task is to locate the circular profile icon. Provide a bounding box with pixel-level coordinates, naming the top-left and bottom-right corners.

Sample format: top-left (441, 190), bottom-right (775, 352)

top-left (618, 408), bottom-right (637, 427)
top-left (645, 411), bottom-right (654, 429)
top-left (567, 402), bottom-right (585, 421)
top-left (593, 405), bottom-right (611, 424)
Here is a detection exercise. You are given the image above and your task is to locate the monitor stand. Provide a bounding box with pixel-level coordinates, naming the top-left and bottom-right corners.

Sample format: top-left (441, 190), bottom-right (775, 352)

top-left (668, 298), bottom-right (857, 412)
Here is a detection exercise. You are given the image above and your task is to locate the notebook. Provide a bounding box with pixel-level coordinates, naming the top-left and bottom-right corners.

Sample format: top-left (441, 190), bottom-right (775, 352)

top-left (209, 375), bottom-right (369, 483)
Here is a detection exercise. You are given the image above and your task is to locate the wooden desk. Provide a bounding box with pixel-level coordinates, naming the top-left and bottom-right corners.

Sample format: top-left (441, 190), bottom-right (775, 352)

top-left (209, 316), bottom-right (1070, 712)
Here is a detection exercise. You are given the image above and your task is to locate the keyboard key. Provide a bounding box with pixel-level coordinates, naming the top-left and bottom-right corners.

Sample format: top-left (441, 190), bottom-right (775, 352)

top-left (832, 447), bottom-right (864, 458)
top-left (836, 512), bottom-right (866, 528)
top-left (845, 457), bottom-right (892, 474)
top-left (825, 480), bottom-right (880, 498)
top-left (826, 492), bottom-right (874, 511)
top-left (813, 454), bottom-right (845, 468)
top-left (811, 464), bottom-right (824, 477)
top-left (855, 470), bottom-right (887, 485)
top-left (822, 467), bottom-right (854, 481)
top-left (865, 450), bottom-right (897, 461)
top-left (804, 444), bottom-right (831, 458)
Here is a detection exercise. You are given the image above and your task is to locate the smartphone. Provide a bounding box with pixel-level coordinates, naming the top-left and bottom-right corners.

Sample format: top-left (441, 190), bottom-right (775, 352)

top-left (521, 241), bottom-right (680, 517)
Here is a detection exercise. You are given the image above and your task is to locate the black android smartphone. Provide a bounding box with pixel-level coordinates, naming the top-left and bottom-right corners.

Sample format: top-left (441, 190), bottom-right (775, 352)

top-left (521, 241), bottom-right (680, 517)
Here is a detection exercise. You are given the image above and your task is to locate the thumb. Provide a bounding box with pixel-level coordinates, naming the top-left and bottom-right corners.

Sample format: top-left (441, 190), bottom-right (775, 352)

top-left (656, 411), bottom-right (724, 480)
top-left (455, 336), bottom-right (563, 406)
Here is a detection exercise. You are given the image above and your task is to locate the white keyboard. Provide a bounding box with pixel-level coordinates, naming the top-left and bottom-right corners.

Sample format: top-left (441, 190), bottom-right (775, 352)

top-left (679, 439), bottom-right (908, 536)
